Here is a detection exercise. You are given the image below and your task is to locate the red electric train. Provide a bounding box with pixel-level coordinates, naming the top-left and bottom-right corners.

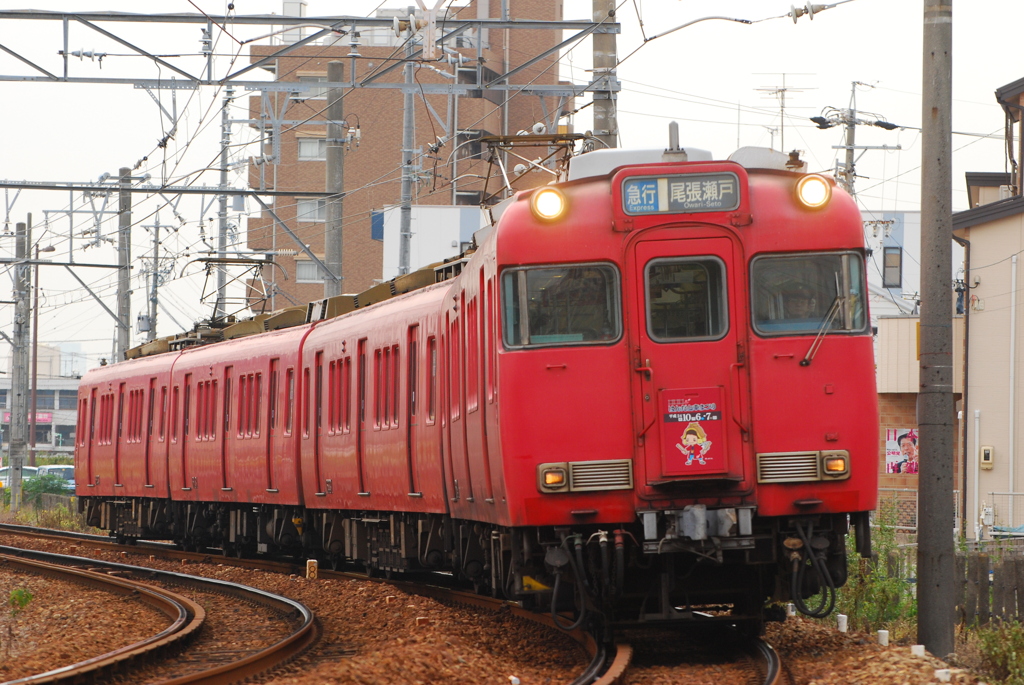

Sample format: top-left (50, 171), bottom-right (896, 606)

top-left (76, 140), bottom-right (878, 632)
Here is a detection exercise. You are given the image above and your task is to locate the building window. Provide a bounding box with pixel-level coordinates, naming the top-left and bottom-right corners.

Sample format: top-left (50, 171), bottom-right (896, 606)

top-left (296, 198), bottom-right (326, 222)
top-left (455, 129), bottom-right (487, 160)
top-left (882, 246), bottom-right (902, 289)
top-left (296, 260), bottom-right (328, 283)
top-left (298, 138), bottom-right (327, 161)
top-left (293, 75), bottom-right (327, 100)
top-left (34, 390), bottom-right (55, 410)
top-left (58, 390), bottom-right (77, 410)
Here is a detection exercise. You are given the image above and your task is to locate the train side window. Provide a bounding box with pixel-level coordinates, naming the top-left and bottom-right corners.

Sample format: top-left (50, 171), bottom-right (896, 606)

top-left (645, 257), bottom-right (728, 341)
top-left (254, 373), bottom-right (262, 436)
top-left (392, 344), bottom-right (400, 426)
top-left (750, 252), bottom-right (867, 336)
top-left (159, 387), bottom-right (167, 441)
top-left (343, 357), bottom-right (352, 433)
top-left (182, 378), bottom-right (191, 439)
top-left (196, 382), bottom-right (205, 440)
top-left (224, 372), bottom-right (232, 437)
top-left (328, 360), bottom-right (337, 434)
top-left (467, 296), bottom-right (479, 412)
top-left (78, 398), bottom-right (86, 446)
top-left (268, 361), bottom-right (278, 431)
top-left (408, 329), bottom-right (418, 418)
top-left (486, 277), bottom-right (496, 402)
top-left (450, 318), bottom-right (460, 421)
top-left (211, 380), bottom-right (219, 439)
top-left (359, 341), bottom-right (367, 428)
top-left (374, 349), bottom-right (382, 430)
top-left (427, 337), bottom-right (437, 424)
top-left (147, 385), bottom-right (156, 438)
top-left (303, 368), bottom-right (311, 438)
top-left (237, 375), bottom-right (247, 438)
top-left (501, 263), bottom-right (622, 347)
top-left (170, 386), bottom-right (179, 443)
top-left (285, 368), bottom-right (295, 435)
top-left (383, 347), bottom-right (391, 428)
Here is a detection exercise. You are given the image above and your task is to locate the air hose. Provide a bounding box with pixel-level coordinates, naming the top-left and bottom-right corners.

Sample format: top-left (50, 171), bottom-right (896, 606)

top-left (790, 521), bottom-right (837, 618)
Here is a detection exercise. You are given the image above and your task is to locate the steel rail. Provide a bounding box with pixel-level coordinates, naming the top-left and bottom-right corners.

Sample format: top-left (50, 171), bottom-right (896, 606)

top-left (753, 638), bottom-right (784, 685)
top-left (1, 525), bottom-right (623, 683)
top-left (0, 552), bottom-right (205, 685)
top-left (0, 544), bottom-right (318, 685)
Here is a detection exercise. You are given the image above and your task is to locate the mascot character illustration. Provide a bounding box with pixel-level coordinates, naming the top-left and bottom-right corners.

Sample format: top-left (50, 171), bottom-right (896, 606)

top-left (675, 422), bottom-right (712, 466)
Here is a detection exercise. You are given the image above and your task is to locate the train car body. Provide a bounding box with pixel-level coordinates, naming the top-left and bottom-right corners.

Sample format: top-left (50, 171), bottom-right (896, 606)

top-left (77, 142), bottom-right (877, 631)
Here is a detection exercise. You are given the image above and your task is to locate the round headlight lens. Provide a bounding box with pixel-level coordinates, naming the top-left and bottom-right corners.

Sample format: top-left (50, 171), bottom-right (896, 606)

top-left (796, 175), bottom-right (832, 209)
top-left (532, 187), bottom-right (567, 221)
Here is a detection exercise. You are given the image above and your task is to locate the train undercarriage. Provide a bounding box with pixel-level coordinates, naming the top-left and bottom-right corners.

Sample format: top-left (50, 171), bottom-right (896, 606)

top-left (81, 496), bottom-right (870, 633)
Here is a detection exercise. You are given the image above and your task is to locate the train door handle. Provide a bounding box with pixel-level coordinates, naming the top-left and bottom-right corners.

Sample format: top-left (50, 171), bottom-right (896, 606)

top-left (635, 366), bottom-right (652, 380)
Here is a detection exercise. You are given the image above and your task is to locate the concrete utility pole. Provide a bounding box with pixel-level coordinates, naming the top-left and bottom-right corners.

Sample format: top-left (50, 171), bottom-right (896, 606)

top-left (9, 220), bottom-right (30, 512)
top-left (592, 0), bottom-right (618, 148)
top-left (810, 83), bottom-right (900, 197)
top-left (917, 0), bottom-right (955, 659)
top-left (216, 87), bottom-right (233, 320)
top-left (147, 213), bottom-right (161, 342)
top-left (325, 60), bottom-right (344, 298)
top-left (399, 27), bottom-right (415, 276)
top-left (117, 167), bottom-right (131, 361)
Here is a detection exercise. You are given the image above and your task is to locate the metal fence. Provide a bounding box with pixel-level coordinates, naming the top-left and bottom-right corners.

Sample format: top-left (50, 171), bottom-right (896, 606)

top-left (874, 488), bottom-right (961, 537)
top-left (982, 492), bottom-right (1024, 535)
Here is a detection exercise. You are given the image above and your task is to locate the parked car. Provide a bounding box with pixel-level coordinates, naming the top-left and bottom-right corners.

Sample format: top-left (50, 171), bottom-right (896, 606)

top-left (35, 464), bottom-right (75, 491)
top-left (0, 465), bottom-right (38, 487)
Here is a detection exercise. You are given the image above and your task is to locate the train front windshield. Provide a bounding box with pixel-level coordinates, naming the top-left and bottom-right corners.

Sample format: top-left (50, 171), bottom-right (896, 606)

top-left (502, 264), bottom-right (621, 347)
top-left (751, 253), bottom-right (867, 335)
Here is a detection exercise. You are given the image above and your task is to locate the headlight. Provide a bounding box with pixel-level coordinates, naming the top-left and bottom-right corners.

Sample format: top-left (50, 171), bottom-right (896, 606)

top-left (531, 187), bottom-right (567, 221)
top-left (795, 174), bottom-right (832, 209)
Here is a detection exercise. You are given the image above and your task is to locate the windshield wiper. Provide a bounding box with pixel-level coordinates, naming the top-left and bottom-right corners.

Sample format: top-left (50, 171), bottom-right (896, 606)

top-left (801, 273), bottom-right (845, 366)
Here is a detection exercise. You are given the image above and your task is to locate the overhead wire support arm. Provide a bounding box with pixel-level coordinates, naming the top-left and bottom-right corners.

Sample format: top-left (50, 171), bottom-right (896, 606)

top-left (250, 195), bottom-right (340, 285)
top-left (62, 265), bottom-right (128, 330)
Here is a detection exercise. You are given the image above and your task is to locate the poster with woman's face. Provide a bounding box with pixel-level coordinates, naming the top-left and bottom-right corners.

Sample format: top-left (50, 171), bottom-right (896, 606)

top-left (885, 428), bottom-right (919, 474)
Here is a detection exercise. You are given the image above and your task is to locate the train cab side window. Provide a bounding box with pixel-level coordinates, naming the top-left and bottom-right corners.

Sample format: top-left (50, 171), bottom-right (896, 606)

top-left (645, 258), bottom-right (728, 341)
top-left (501, 264), bottom-right (621, 348)
top-left (751, 252), bottom-right (867, 336)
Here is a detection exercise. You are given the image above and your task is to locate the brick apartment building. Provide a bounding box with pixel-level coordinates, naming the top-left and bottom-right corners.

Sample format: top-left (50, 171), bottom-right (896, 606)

top-left (245, 1), bottom-right (570, 307)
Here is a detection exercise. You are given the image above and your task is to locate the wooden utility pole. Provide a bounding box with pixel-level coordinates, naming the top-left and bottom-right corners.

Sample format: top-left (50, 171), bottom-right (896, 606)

top-left (917, 0), bottom-right (955, 658)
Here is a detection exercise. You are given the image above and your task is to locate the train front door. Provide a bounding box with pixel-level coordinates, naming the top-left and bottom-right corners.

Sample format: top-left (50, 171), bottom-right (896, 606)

top-left (630, 236), bottom-right (750, 487)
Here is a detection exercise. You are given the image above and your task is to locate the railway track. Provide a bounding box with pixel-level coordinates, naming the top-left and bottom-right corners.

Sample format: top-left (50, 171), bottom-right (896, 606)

top-left (0, 542), bottom-right (317, 684)
top-left (0, 524), bottom-right (783, 684)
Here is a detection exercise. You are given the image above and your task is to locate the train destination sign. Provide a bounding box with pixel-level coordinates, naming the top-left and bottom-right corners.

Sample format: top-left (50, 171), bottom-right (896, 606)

top-left (622, 172), bottom-right (740, 215)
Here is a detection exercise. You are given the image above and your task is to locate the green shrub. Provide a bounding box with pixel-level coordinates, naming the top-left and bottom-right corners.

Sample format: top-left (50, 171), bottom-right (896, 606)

top-left (20, 474), bottom-right (71, 506)
top-left (835, 501), bottom-right (917, 637)
top-left (975, 620), bottom-right (1024, 684)
top-left (4, 588), bottom-right (32, 658)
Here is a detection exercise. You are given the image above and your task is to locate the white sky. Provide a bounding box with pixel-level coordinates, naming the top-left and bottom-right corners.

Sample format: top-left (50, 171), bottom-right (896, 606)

top-left (0, 0), bottom-right (1017, 372)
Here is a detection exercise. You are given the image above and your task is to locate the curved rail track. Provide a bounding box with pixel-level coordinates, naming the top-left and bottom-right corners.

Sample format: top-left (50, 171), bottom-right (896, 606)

top-left (0, 524), bottom-right (783, 684)
top-left (0, 542), bottom-right (316, 684)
